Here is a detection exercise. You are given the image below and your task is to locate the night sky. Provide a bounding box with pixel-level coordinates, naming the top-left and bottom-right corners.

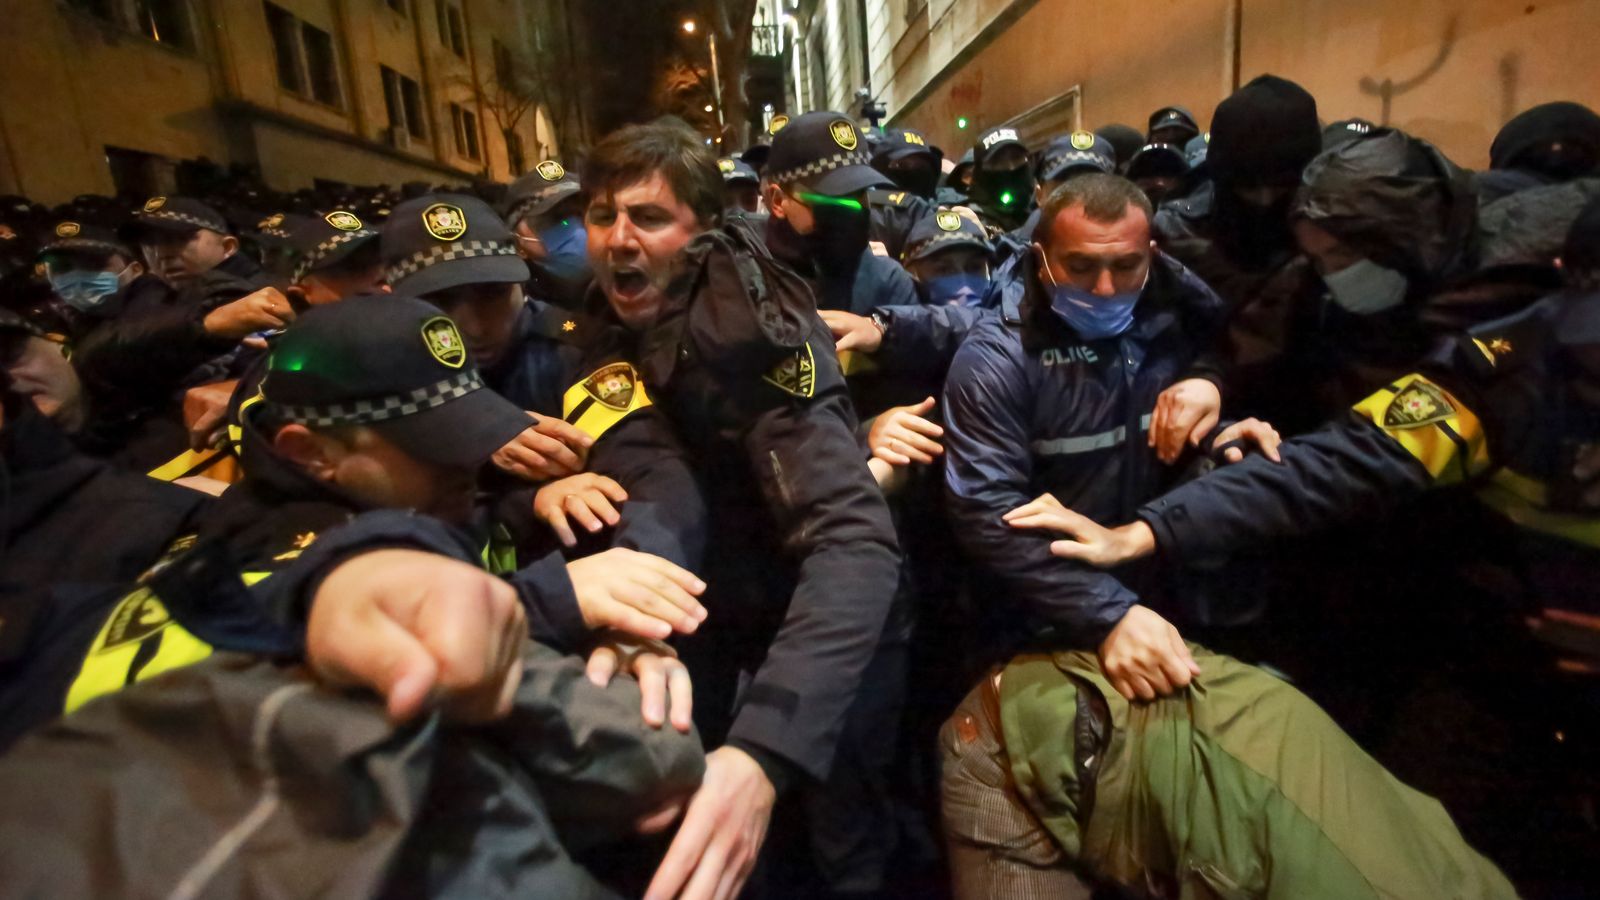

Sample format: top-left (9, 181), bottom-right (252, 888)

top-left (578, 0), bottom-right (703, 135)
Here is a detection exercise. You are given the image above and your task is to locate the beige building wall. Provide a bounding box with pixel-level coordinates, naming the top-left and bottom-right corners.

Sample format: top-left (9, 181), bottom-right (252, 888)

top-left (872, 0), bottom-right (1600, 171)
top-left (0, 0), bottom-right (565, 205)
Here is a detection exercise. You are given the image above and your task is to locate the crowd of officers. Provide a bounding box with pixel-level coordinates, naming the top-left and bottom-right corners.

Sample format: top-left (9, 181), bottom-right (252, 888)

top-left (0, 71), bottom-right (1597, 899)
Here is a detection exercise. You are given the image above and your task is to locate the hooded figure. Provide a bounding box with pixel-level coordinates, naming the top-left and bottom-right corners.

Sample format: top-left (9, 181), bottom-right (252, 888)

top-left (1478, 101), bottom-right (1600, 204)
top-left (1204, 74), bottom-right (1322, 268)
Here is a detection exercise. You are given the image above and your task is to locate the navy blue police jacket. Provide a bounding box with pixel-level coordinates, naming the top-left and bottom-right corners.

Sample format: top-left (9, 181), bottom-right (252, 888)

top-left (942, 251), bottom-right (1227, 650)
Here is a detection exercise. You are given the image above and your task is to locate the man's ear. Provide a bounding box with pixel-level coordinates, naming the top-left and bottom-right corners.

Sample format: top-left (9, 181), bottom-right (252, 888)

top-left (273, 423), bottom-right (341, 483)
top-left (221, 234), bottom-right (240, 256)
top-left (764, 183), bottom-right (789, 220)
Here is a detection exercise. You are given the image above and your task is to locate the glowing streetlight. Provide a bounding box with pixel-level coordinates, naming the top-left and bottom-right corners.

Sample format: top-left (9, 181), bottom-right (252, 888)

top-left (681, 19), bottom-right (696, 34)
top-left (704, 104), bottom-right (714, 112)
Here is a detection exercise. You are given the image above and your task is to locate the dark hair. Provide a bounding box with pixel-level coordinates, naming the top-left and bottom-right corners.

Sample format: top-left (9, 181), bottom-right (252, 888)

top-left (1034, 173), bottom-right (1153, 246)
top-left (582, 122), bottom-right (723, 227)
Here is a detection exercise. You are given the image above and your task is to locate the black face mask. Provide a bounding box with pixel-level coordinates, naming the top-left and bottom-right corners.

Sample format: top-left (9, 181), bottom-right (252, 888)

top-left (888, 165), bottom-right (940, 200)
top-left (976, 168), bottom-right (1035, 215)
top-left (805, 204), bottom-right (870, 276)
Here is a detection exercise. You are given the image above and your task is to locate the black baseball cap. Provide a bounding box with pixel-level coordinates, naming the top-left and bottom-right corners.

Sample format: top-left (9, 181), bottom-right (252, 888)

top-left (251, 212), bottom-right (297, 253)
top-left (124, 196), bottom-right (230, 240)
top-left (1038, 131), bottom-right (1116, 182)
top-left (974, 126), bottom-right (1027, 170)
top-left (1125, 143), bottom-right (1191, 180)
top-left (765, 110), bottom-right (891, 196)
top-left (874, 127), bottom-right (942, 166)
top-left (901, 208), bottom-right (991, 264)
top-left (36, 219), bottom-right (132, 260)
top-left (380, 193), bottom-right (529, 296)
top-left (1148, 106), bottom-right (1200, 141)
top-left (260, 293), bottom-right (530, 468)
top-left (283, 211), bottom-right (380, 282)
top-left (504, 160), bottom-right (582, 226)
top-left (717, 157), bottom-right (760, 185)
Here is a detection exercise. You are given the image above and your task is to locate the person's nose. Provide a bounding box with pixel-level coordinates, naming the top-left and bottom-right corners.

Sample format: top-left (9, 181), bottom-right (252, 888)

top-left (1093, 266), bottom-right (1118, 298)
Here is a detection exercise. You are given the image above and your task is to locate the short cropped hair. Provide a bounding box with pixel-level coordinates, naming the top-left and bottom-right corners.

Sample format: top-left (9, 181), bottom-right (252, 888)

top-left (1035, 173), bottom-right (1154, 247)
top-left (582, 122), bottom-right (723, 227)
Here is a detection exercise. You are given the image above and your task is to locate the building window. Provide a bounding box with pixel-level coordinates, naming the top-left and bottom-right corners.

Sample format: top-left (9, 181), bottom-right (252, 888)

top-left (504, 129), bottom-right (525, 174)
top-left (492, 39), bottom-right (512, 84)
top-left (381, 66), bottom-right (427, 142)
top-left (436, 1), bottom-right (466, 57)
top-left (67, 0), bottom-right (194, 50)
top-left (450, 103), bottom-right (480, 160)
top-left (264, 2), bottom-right (344, 108)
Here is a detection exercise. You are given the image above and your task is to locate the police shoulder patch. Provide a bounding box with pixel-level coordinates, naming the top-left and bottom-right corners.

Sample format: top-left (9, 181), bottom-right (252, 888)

top-left (1383, 379), bottom-right (1454, 429)
top-left (1070, 131), bottom-right (1095, 150)
top-left (325, 210), bottom-right (363, 231)
top-left (935, 209), bottom-right (962, 232)
top-left (582, 362), bottom-right (638, 410)
top-left (422, 202), bottom-right (467, 241)
top-left (421, 315), bottom-right (466, 368)
top-left (537, 159), bottom-right (565, 181)
top-left (143, 196), bottom-right (167, 213)
top-left (764, 343), bottom-right (816, 398)
top-left (830, 120), bottom-right (859, 151)
top-left (56, 221), bottom-right (80, 237)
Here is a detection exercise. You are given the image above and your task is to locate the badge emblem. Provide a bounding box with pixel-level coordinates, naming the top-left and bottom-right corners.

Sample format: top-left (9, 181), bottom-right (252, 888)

top-left (143, 196), bottom-right (166, 213)
top-left (583, 363), bottom-right (638, 411)
top-left (718, 158), bottom-right (737, 173)
top-left (56, 222), bottom-right (81, 238)
top-left (1071, 131), bottom-right (1095, 151)
top-left (830, 120), bottom-right (859, 151)
top-left (764, 344), bottom-right (816, 398)
top-left (769, 114), bottom-right (789, 134)
top-left (98, 589), bottom-right (173, 653)
top-left (421, 316), bottom-right (466, 368)
top-left (421, 203), bottom-right (468, 241)
top-left (536, 159), bottom-right (565, 181)
top-left (325, 211), bottom-right (363, 231)
top-left (1383, 380), bottom-right (1454, 429)
top-left (935, 210), bottom-right (962, 232)
top-left (259, 213), bottom-right (286, 230)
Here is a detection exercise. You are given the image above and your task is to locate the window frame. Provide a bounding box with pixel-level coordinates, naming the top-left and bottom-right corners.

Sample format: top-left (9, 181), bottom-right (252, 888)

top-left (262, 1), bottom-right (346, 111)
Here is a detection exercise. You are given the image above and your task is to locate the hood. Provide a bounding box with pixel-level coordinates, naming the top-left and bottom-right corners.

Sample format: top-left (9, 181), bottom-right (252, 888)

top-left (1295, 128), bottom-right (1478, 286)
top-left (1476, 176), bottom-right (1600, 271)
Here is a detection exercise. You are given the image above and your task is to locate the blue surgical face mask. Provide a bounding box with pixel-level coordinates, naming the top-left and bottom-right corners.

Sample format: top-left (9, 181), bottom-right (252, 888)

top-left (1037, 254), bottom-right (1146, 340)
top-left (1322, 258), bottom-right (1408, 314)
top-left (50, 268), bottom-right (126, 313)
top-left (925, 273), bottom-right (991, 307)
top-left (537, 218), bottom-right (588, 260)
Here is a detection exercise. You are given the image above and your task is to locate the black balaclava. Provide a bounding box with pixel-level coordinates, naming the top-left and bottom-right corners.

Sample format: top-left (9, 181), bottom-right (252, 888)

top-left (1207, 74), bottom-right (1321, 267)
top-left (1491, 101), bottom-right (1600, 180)
top-left (1094, 124), bottom-right (1145, 172)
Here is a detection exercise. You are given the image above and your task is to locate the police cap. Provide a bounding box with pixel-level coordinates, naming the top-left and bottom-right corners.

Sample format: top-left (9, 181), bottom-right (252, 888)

top-left (717, 157), bottom-right (761, 185)
top-left (1125, 143), bottom-right (1191, 180)
top-left (260, 293), bottom-right (530, 468)
top-left (283, 211), bottom-right (380, 282)
top-left (380, 193), bottom-right (528, 296)
top-left (765, 110), bottom-right (892, 196)
top-left (901, 207), bottom-right (992, 264)
top-left (1037, 132), bottom-right (1116, 182)
top-left (125, 196), bottom-right (230, 241)
top-left (503, 160), bottom-right (582, 226)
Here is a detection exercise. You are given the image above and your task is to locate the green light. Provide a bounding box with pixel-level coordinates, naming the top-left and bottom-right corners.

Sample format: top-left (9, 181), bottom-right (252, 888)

top-left (1000, 191), bottom-right (1015, 206)
top-left (796, 192), bottom-right (864, 211)
top-left (956, 116), bottom-right (970, 130)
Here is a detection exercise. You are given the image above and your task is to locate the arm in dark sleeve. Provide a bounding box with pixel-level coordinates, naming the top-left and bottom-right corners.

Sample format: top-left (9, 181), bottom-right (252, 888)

top-left (481, 640), bottom-right (706, 851)
top-left (724, 353), bottom-right (902, 785)
top-left (582, 408), bottom-right (708, 572)
top-left (942, 335), bottom-right (1138, 645)
top-left (75, 297), bottom-right (236, 412)
top-left (871, 304), bottom-right (995, 378)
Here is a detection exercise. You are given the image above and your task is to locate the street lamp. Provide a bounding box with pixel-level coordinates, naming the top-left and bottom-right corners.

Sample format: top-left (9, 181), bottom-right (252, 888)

top-left (681, 19), bottom-right (696, 33)
top-left (680, 19), bottom-right (724, 139)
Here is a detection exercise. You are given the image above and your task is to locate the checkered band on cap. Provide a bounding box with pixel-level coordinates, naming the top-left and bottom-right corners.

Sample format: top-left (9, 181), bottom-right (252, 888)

top-left (293, 228), bottom-right (378, 282)
top-left (269, 369), bottom-right (485, 428)
top-left (385, 239), bottom-right (520, 285)
top-left (901, 230), bottom-right (983, 262)
top-left (506, 184), bottom-right (578, 226)
top-left (45, 237), bottom-right (127, 256)
top-left (767, 149), bottom-right (872, 186)
top-left (1043, 150), bottom-right (1110, 175)
top-left (139, 209), bottom-right (227, 232)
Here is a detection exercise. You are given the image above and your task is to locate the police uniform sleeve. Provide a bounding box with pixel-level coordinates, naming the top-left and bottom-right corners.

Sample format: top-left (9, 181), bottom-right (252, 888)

top-left (580, 407), bottom-right (709, 572)
top-left (871, 303), bottom-right (996, 378)
top-left (942, 328), bottom-right (1139, 645)
top-left (724, 331), bottom-right (902, 785)
top-left (1137, 350), bottom-right (1499, 566)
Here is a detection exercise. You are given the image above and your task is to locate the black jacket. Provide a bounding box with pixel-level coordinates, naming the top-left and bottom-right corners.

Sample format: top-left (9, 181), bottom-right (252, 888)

top-left (573, 224), bottom-right (901, 787)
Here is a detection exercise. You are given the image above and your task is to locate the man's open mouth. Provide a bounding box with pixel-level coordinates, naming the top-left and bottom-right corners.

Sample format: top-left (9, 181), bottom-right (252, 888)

top-left (609, 266), bottom-right (650, 299)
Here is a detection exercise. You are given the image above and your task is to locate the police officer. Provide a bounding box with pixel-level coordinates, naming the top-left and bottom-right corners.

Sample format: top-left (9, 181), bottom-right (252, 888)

top-left (969, 125), bottom-right (1035, 233)
top-left (503, 159), bottom-right (592, 308)
top-left (716, 156), bottom-right (763, 216)
top-left (1006, 131), bottom-right (1118, 246)
top-left (938, 147), bottom-right (976, 204)
top-left (901, 207), bottom-right (994, 307)
top-left (123, 195), bottom-right (269, 291)
top-left (1124, 142), bottom-right (1193, 205)
top-left (0, 294), bottom-right (707, 750)
top-left (872, 126), bottom-right (943, 200)
top-left (1479, 101), bottom-right (1600, 204)
top-left (381, 192), bottom-right (588, 483)
top-left (574, 120), bottom-right (901, 900)
top-left (1146, 104), bottom-right (1202, 147)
